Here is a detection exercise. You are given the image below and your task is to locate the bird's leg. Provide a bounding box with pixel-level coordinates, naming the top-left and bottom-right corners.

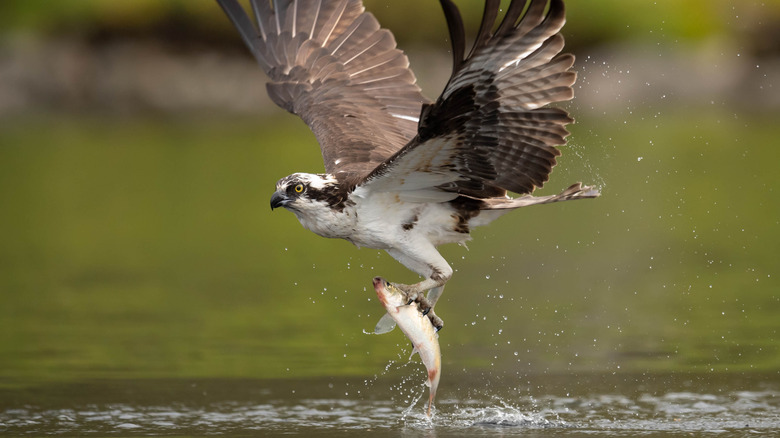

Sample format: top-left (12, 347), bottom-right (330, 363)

top-left (426, 284), bottom-right (445, 308)
top-left (394, 280), bottom-right (447, 331)
top-left (424, 285), bottom-right (444, 331)
top-left (384, 247), bottom-right (451, 331)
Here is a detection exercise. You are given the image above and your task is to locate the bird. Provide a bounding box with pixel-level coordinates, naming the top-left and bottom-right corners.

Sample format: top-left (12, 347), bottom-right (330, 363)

top-left (216, 0), bottom-right (599, 332)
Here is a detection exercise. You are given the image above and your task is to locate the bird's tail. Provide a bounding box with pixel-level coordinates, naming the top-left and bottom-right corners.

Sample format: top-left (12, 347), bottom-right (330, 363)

top-left (482, 182), bottom-right (600, 210)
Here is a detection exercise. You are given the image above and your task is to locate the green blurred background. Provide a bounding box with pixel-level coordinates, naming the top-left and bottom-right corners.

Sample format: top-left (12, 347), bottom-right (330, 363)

top-left (0, 0), bottom-right (778, 389)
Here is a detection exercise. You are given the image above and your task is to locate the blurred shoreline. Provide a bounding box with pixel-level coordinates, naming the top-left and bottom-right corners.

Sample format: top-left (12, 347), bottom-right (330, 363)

top-left (1, 35), bottom-right (778, 119)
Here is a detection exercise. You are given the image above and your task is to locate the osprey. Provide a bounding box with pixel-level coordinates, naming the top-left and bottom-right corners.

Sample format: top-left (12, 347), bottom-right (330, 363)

top-left (217, 0), bottom-right (599, 331)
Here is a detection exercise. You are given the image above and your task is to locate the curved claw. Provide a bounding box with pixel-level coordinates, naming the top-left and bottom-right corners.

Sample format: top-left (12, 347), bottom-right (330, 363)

top-left (394, 282), bottom-right (444, 331)
top-left (428, 311), bottom-right (444, 332)
top-left (415, 293), bottom-right (432, 313)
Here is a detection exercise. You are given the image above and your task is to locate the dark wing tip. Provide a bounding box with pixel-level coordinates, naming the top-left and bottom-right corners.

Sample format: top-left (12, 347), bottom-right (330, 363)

top-left (439, 0), bottom-right (466, 75)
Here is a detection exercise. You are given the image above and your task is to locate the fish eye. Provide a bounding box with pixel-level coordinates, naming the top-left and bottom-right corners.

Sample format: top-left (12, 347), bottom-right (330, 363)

top-left (294, 184), bottom-right (304, 193)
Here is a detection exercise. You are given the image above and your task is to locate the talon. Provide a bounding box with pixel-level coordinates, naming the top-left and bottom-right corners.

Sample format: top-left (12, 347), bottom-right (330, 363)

top-left (394, 283), bottom-right (417, 305)
top-left (406, 290), bottom-right (417, 305)
top-left (427, 310), bottom-right (443, 332)
top-left (416, 293), bottom-right (433, 316)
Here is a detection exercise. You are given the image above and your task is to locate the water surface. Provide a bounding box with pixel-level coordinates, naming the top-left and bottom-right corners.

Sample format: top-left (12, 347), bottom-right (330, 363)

top-left (2, 372), bottom-right (778, 436)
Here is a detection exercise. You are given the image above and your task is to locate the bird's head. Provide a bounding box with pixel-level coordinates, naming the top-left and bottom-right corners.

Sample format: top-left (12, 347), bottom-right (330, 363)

top-left (269, 173), bottom-right (340, 213)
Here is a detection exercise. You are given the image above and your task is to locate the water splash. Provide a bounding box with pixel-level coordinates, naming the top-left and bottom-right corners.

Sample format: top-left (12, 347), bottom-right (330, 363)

top-left (2, 374), bottom-right (778, 436)
top-left (2, 388), bottom-right (779, 435)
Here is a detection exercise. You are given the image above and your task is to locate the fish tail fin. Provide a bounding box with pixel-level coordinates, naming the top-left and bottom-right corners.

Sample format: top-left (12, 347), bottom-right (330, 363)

top-left (426, 375), bottom-right (437, 417)
top-left (426, 367), bottom-right (439, 403)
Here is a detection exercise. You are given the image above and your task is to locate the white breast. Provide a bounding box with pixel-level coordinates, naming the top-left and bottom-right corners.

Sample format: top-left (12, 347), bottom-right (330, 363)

top-left (290, 188), bottom-right (470, 250)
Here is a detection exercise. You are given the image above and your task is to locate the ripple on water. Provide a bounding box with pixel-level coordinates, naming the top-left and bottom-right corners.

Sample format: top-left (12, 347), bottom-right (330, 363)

top-left (1, 379), bottom-right (778, 436)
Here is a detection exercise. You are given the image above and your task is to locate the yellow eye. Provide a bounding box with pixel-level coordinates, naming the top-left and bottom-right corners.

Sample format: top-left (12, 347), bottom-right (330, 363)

top-left (294, 184), bottom-right (304, 193)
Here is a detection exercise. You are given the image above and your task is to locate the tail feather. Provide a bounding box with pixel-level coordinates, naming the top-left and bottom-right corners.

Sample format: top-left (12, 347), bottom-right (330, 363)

top-left (483, 182), bottom-right (600, 210)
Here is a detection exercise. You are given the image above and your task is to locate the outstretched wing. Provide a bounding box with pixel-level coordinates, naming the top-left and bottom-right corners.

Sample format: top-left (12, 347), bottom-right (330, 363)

top-left (217, 0), bottom-right (428, 177)
top-left (359, 0), bottom-right (575, 201)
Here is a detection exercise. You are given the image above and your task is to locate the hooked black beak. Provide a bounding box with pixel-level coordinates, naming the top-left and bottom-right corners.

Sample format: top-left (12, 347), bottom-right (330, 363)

top-left (270, 191), bottom-right (287, 210)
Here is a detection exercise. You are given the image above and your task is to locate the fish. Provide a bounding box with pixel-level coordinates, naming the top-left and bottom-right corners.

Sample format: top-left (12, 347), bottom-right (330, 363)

top-left (372, 276), bottom-right (441, 417)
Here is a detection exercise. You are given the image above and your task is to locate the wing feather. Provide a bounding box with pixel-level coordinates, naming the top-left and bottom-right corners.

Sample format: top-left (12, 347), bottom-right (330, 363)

top-left (360, 0), bottom-right (576, 199)
top-left (217, 0), bottom-right (428, 177)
